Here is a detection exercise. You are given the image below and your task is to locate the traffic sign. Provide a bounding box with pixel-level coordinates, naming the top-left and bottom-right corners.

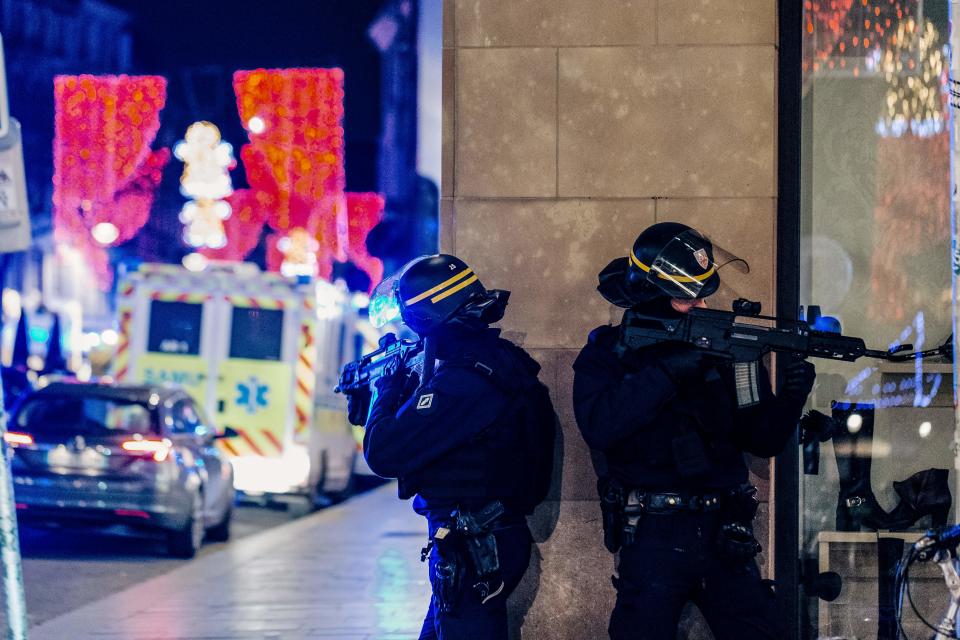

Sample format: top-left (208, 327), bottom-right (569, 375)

top-left (0, 34), bottom-right (8, 140)
top-left (0, 118), bottom-right (31, 254)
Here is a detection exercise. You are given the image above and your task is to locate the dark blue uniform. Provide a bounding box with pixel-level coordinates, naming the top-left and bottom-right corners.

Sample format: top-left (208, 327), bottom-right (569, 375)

top-left (573, 323), bottom-right (807, 640)
top-left (364, 328), bottom-right (548, 640)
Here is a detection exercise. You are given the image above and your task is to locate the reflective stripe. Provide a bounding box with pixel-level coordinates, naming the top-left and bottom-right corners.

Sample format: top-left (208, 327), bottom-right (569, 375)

top-left (404, 268), bottom-right (474, 306)
top-left (629, 249), bottom-right (715, 283)
top-left (431, 274), bottom-right (479, 303)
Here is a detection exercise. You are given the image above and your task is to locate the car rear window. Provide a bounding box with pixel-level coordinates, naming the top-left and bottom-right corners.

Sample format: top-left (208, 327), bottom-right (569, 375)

top-left (14, 396), bottom-right (157, 437)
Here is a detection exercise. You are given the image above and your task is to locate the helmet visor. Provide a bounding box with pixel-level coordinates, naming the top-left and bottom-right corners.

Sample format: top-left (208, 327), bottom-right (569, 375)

top-left (642, 230), bottom-right (749, 299)
top-left (368, 256), bottom-right (428, 328)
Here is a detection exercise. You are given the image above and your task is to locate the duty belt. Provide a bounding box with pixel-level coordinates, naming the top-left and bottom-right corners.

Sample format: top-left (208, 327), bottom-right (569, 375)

top-left (626, 490), bottom-right (725, 514)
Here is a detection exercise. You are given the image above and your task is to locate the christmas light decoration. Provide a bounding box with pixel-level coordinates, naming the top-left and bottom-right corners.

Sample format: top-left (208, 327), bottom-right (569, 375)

top-left (803, 1), bottom-right (914, 77)
top-left (222, 67), bottom-right (384, 285)
top-left (198, 188), bottom-right (269, 262)
top-left (344, 193), bottom-right (385, 291)
top-left (52, 74), bottom-right (169, 289)
top-left (233, 68), bottom-right (345, 231)
top-left (876, 17), bottom-right (945, 138)
top-left (803, 0), bottom-right (855, 74)
top-left (174, 121), bottom-right (236, 249)
top-left (276, 228), bottom-right (321, 278)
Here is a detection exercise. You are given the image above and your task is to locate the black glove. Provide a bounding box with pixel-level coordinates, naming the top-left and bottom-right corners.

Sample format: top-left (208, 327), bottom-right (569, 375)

top-left (780, 358), bottom-right (816, 402)
top-left (345, 386), bottom-right (372, 426)
top-left (653, 345), bottom-right (714, 386)
top-left (374, 359), bottom-right (420, 401)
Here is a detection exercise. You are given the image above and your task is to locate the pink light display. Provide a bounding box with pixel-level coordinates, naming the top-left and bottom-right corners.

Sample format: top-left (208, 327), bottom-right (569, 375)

top-left (52, 75), bottom-right (169, 289)
top-left (345, 193), bottom-right (386, 291)
top-left (233, 68), bottom-right (346, 231)
top-left (198, 189), bottom-right (269, 263)
top-left (225, 67), bottom-right (384, 283)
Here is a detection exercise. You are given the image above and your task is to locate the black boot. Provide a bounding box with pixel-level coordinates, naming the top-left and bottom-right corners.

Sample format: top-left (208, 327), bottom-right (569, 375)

top-left (886, 468), bottom-right (952, 530)
top-left (832, 403), bottom-right (892, 531)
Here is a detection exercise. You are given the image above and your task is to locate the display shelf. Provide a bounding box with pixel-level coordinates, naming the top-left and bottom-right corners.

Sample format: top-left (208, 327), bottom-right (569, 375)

top-left (816, 529), bottom-right (935, 636)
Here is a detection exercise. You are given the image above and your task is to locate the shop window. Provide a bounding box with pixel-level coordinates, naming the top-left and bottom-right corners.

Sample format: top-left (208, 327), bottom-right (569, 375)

top-left (799, 1), bottom-right (954, 637)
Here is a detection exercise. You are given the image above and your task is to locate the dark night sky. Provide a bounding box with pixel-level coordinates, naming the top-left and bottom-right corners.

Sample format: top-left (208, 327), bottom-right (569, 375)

top-left (107, 0), bottom-right (387, 191)
top-left (99, 0), bottom-right (389, 266)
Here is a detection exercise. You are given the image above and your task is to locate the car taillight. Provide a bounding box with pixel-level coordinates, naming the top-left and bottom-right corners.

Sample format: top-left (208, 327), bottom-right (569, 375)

top-left (121, 438), bottom-right (173, 462)
top-left (4, 432), bottom-right (33, 447)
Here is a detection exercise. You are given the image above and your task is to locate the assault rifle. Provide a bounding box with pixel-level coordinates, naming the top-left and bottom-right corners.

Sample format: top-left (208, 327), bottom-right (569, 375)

top-left (334, 333), bottom-right (423, 395)
top-left (618, 298), bottom-right (917, 363)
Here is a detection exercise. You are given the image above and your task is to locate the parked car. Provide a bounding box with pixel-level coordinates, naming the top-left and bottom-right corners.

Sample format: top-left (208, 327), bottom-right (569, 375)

top-left (6, 382), bottom-right (237, 558)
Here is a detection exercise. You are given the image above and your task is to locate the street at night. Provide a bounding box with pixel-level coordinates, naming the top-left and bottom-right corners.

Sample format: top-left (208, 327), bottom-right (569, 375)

top-left (7, 480), bottom-right (429, 639)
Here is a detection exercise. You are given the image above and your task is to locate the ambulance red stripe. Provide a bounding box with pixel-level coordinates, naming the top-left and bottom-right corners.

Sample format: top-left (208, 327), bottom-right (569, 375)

top-left (235, 428), bottom-right (265, 457)
top-left (260, 429), bottom-right (283, 454)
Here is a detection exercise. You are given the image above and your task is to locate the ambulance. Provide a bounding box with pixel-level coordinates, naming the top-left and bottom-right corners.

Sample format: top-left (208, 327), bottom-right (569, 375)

top-left (112, 262), bottom-right (378, 512)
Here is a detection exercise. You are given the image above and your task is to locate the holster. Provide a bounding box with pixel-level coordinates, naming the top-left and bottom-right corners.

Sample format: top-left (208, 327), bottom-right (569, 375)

top-left (433, 501), bottom-right (507, 605)
top-left (716, 485), bottom-right (762, 562)
top-left (428, 525), bottom-right (464, 614)
top-left (456, 501), bottom-right (505, 580)
top-left (598, 477), bottom-right (625, 553)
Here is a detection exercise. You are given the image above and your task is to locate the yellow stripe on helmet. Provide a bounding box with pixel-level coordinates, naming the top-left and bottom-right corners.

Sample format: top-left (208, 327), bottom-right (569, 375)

top-left (629, 248), bottom-right (716, 282)
top-left (431, 274), bottom-right (479, 303)
top-left (404, 268), bottom-right (474, 306)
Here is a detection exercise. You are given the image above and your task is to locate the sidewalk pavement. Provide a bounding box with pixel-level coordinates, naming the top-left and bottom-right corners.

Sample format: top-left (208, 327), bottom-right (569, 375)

top-left (30, 483), bottom-right (432, 640)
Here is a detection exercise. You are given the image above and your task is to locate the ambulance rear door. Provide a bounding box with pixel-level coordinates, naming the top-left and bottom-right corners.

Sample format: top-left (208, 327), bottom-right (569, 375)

top-left (131, 291), bottom-right (218, 408)
top-left (213, 294), bottom-right (298, 468)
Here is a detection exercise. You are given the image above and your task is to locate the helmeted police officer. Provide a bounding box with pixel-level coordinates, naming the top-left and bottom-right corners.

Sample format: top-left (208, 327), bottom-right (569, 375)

top-left (347, 254), bottom-right (555, 640)
top-left (573, 222), bottom-right (815, 640)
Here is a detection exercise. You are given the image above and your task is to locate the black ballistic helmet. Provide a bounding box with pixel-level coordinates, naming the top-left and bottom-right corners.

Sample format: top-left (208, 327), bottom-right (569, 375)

top-left (598, 222), bottom-right (722, 307)
top-left (373, 254), bottom-right (510, 336)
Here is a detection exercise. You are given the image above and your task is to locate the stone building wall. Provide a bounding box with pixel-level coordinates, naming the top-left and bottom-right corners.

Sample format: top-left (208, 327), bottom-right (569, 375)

top-left (440, 2), bottom-right (779, 637)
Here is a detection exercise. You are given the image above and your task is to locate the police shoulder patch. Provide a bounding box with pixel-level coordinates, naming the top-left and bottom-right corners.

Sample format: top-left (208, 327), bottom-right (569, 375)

top-left (416, 393), bottom-right (434, 410)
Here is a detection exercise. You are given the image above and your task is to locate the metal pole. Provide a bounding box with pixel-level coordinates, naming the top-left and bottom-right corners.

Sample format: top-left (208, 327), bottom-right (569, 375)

top-left (933, 551), bottom-right (960, 640)
top-left (0, 381), bottom-right (26, 639)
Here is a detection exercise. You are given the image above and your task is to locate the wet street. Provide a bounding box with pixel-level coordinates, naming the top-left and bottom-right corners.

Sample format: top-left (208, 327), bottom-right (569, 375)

top-left (12, 504), bottom-right (296, 627)
top-left (0, 477), bottom-right (393, 632)
top-left (23, 482), bottom-right (431, 640)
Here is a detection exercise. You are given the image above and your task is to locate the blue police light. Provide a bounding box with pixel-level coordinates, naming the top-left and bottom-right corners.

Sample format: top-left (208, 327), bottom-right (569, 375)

top-left (369, 292), bottom-right (401, 328)
top-left (811, 315), bottom-right (842, 334)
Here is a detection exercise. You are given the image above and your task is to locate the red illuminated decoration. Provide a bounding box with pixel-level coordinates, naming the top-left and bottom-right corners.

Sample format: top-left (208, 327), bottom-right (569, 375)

top-left (224, 67), bottom-right (383, 282)
top-left (345, 193), bottom-right (386, 290)
top-left (198, 189), bottom-right (269, 263)
top-left (803, 0), bottom-right (913, 77)
top-left (803, 0), bottom-right (855, 73)
top-left (52, 75), bottom-right (169, 289)
top-left (233, 68), bottom-right (346, 231)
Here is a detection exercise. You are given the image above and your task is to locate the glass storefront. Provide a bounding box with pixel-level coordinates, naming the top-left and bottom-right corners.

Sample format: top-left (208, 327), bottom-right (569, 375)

top-left (799, 1), bottom-right (955, 637)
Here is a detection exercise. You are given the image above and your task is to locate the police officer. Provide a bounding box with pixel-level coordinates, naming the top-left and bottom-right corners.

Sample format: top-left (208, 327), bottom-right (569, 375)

top-left (573, 222), bottom-right (815, 640)
top-left (347, 254), bottom-right (555, 640)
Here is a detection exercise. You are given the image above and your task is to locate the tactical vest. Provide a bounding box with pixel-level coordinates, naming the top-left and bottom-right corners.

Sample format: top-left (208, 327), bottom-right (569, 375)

top-left (398, 355), bottom-right (550, 513)
top-left (399, 386), bottom-right (522, 499)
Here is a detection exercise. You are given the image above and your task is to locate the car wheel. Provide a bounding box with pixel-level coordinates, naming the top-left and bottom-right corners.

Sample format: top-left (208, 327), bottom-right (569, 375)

top-left (286, 491), bottom-right (316, 518)
top-left (205, 504), bottom-right (232, 542)
top-left (327, 456), bottom-right (357, 504)
top-left (168, 489), bottom-right (204, 558)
